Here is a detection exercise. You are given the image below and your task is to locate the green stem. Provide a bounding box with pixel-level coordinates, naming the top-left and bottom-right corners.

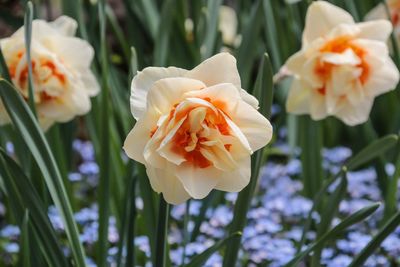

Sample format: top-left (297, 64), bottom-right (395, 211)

top-left (154, 196), bottom-right (170, 267)
top-left (97, 0), bottom-right (111, 266)
top-left (181, 199), bottom-right (191, 266)
top-left (299, 116), bottom-right (323, 199)
top-left (383, 137), bottom-right (400, 222)
top-left (24, 1), bottom-right (36, 117)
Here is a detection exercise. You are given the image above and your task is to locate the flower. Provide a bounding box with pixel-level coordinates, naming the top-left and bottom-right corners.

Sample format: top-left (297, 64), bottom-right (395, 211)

top-left (285, 1), bottom-right (399, 125)
top-left (219, 6), bottom-right (239, 47)
top-left (366, 0), bottom-right (400, 42)
top-left (0, 16), bottom-right (99, 130)
top-left (123, 53), bottom-right (273, 204)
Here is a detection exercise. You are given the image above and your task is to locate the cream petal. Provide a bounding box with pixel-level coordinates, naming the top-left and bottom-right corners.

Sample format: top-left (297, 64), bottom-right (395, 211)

top-left (79, 70), bottom-right (100, 97)
top-left (176, 163), bottom-right (220, 199)
top-left (49, 16), bottom-right (78, 36)
top-left (363, 55), bottom-right (399, 97)
top-left (146, 166), bottom-right (191, 205)
top-left (12, 20), bottom-right (58, 40)
top-left (285, 51), bottom-right (306, 73)
top-left (147, 78), bottom-right (206, 116)
top-left (214, 156), bottom-right (251, 192)
top-left (185, 52), bottom-right (241, 89)
top-left (286, 78), bottom-right (312, 115)
top-left (335, 97), bottom-right (374, 126)
top-left (199, 141), bottom-right (237, 172)
top-left (310, 93), bottom-right (328, 120)
top-left (130, 67), bottom-right (188, 119)
top-left (240, 89), bottom-right (259, 109)
top-left (321, 49), bottom-right (361, 66)
top-left (328, 65), bottom-right (361, 96)
top-left (357, 20), bottom-right (392, 42)
top-left (364, 4), bottom-right (387, 21)
top-left (123, 112), bottom-right (159, 164)
top-left (228, 101), bottom-right (273, 152)
top-left (155, 116), bottom-right (187, 166)
top-left (303, 1), bottom-right (354, 45)
top-left (47, 36), bottom-right (94, 69)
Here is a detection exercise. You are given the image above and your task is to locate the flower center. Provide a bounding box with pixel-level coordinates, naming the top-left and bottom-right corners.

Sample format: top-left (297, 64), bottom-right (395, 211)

top-left (151, 98), bottom-right (233, 169)
top-left (8, 50), bottom-right (68, 103)
top-left (314, 35), bottom-right (370, 95)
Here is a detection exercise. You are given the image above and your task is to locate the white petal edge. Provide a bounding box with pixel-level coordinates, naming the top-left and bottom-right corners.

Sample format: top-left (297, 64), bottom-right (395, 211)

top-left (130, 66), bottom-right (188, 120)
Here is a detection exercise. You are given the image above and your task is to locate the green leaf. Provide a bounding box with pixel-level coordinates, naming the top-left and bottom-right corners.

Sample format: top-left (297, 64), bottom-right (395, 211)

top-left (311, 173), bottom-right (348, 266)
top-left (130, 47), bottom-right (138, 81)
top-left (106, 5), bottom-right (131, 60)
top-left (0, 47), bottom-right (11, 82)
top-left (346, 134), bottom-right (398, 171)
top-left (349, 211), bottom-right (400, 267)
top-left (0, 150), bottom-right (69, 267)
top-left (24, 1), bottom-right (36, 116)
top-left (223, 54), bottom-right (274, 267)
top-left (252, 53), bottom-right (274, 119)
top-left (97, 0), bottom-right (112, 266)
top-left (186, 232), bottom-right (242, 267)
top-left (201, 0), bottom-right (222, 60)
top-left (154, 195), bottom-right (170, 267)
top-left (285, 203), bottom-right (380, 267)
top-left (299, 115), bottom-right (324, 198)
top-left (19, 210), bottom-right (31, 267)
top-left (154, 0), bottom-right (176, 66)
top-left (383, 138), bottom-right (400, 221)
top-left (0, 79), bottom-right (86, 267)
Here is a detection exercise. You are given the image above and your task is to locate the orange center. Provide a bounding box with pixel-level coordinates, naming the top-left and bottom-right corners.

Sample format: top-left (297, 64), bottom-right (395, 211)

top-left (151, 98), bottom-right (232, 169)
top-left (314, 36), bottom-right (370, 95)
top-left (8, 50), bottom-right (67, 103)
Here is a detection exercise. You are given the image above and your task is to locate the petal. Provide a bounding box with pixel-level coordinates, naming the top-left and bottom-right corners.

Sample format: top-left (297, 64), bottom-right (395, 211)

top-left (240, 89), bottom-right (259, 109)
top-left (363, 55), bottom-right (399, 97)
top-left (285, 50), bottom-right (306, 73)
top-left (185, 52), bottom-right (241, 89)
top-left (146, 77), bottom-right (206, 116)
top-left (123, 112), bottom-right (159, 164)
top-left (286, 78), bottom-right (312, 115)
top-left (12, 20), bottom-right (57, 40)
top-left (130, 67), bottom-right (188, 119)
top-left (229, 102), bottom-right (273, 152)
top-left (357, 20), bottom-right (392, 42)
top-left (335, 97), bottom-right (374, 126)
top-left (214, 156), bottom-right (251, 192)
top-left (47, 36), bottom-right (94, 68)
top-left (310, 93), bottom-right (328, 120)
top-left (146, 166), bottom-right (191, 205)
top-left (79, 70), bottom-right (100, 97)
top-left (364, 4), bottom-right (387, 22)
top-left (176, 163), bottom-right (220, 199)
top-left (49, 16), bottom-right (78, 36)
top-left (321, 49), bottom-right (361, 65)
top-left (303, 1), bottom-right (354, 45)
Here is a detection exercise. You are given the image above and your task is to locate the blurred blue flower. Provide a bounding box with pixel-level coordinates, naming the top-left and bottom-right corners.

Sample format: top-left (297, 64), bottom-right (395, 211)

top-left (4, 243), bottom-right (19, 253)
top-left (327, 255), bottom-right (352, 267)
top-left (0, 225), bottom-right (20, 238)
top-left (323, 147), bottom-right (352, 164)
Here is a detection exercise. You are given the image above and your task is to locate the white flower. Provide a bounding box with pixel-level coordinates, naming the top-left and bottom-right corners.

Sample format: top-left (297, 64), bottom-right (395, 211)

top-left (123, 53), bottom-right (273, 204)
top-left (366, 0), bottom-right (400, 41)
top-left (0, 16), bottom-right (99, 130)
top-left (285, 1), bottom-right (399, 126)
top-left (219, 6), bottom-right (239, 46)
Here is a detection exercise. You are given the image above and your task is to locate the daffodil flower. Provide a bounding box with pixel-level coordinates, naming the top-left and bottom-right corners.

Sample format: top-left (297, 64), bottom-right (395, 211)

top-left (285, 1), bottom-right (399, 126)
top-left (124, 53), bottom-right (273, 204)
top-left (0, 16), bottom-right (99, 130)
